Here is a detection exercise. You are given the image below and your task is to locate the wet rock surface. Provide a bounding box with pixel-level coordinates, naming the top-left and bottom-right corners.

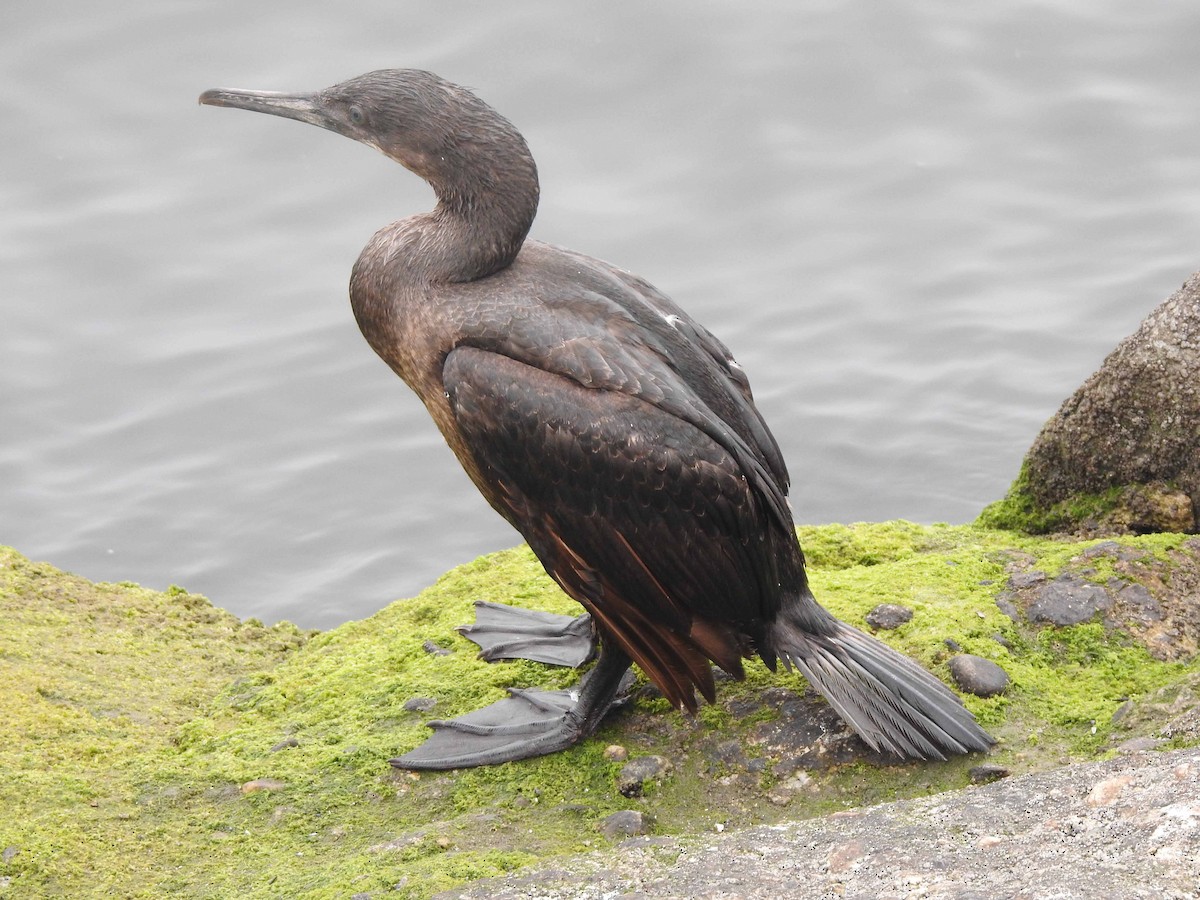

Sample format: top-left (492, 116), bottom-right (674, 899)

top-left (438, 748), bottom-right (1200, 900)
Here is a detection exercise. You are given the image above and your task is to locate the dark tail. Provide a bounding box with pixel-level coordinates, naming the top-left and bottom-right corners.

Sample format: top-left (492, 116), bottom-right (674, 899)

top-left (770, 594), bottom-right (994, 760)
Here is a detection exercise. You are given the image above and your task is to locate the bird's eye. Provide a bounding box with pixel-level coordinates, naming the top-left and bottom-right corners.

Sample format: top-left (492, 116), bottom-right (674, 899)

top-left (348, 105), bottom-right (365, 125)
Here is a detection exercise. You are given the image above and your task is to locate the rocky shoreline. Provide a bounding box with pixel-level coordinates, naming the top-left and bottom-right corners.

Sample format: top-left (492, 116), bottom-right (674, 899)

top-left (439, 746), bottom-right (1200, 900)
top-left (2, 525), bottom-right (1198, 898)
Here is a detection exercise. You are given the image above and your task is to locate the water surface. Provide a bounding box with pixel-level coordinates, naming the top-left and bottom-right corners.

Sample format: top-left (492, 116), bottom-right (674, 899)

top-left (2, 1), bottom-right (1198, 627)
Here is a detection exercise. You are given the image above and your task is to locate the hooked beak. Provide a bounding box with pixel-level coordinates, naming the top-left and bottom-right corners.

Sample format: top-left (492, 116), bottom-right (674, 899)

top-left (199, 87), bottom-right (330, 130)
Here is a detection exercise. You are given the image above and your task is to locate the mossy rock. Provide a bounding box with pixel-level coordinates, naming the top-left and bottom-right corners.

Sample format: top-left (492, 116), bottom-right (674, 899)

top-left (1, 524), bottom-right (1197, 898)
top-left (982, 271), bottom-right (1200, 536)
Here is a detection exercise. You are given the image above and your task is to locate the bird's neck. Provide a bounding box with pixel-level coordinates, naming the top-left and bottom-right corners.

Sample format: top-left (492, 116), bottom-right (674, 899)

top-left (348, 151), bottom-right (539, 380)
top-left (416, 149), bottom-right (540, 284)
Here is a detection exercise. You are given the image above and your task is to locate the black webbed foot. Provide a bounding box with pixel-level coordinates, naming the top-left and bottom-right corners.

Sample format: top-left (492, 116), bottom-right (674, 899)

top-left (457, 600), bottom-right (596, 667)
top-left (391, 645), bottom-right (633, 770)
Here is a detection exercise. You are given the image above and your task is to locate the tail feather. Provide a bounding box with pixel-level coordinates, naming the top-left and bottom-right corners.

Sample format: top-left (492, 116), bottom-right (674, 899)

top-left (773, 607), bottom-right (995, 760)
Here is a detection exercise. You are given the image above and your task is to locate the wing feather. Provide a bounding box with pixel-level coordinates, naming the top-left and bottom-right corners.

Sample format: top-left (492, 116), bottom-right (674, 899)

top-left (443, 346), bottom-right (779, 709)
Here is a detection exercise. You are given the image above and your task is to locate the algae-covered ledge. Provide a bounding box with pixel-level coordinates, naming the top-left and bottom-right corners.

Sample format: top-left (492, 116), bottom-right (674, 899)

top-left (2, 522), bottom-right (1198, 898)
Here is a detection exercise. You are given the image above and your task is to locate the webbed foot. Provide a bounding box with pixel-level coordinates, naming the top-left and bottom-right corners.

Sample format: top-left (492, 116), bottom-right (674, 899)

top-left (391, 645), bottom-right (632, 770)
top-left (458, 600), bottom-right (596, 667)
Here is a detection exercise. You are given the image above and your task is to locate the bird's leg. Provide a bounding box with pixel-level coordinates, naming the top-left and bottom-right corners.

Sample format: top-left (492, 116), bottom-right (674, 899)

top-left (457, 600), bottom-right (597, 668)
top-left (390, 643), bottom-right (634, 770)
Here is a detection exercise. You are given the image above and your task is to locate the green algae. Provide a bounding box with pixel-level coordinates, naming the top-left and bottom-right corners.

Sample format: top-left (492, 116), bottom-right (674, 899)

top-left (1, 524), bottom-right (1196, 897)
top-left (977, 462), bottom-right (1127, 534)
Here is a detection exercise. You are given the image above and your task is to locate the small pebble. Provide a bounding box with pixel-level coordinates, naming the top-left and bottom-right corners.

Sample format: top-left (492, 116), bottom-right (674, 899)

top-left (948, 654), bottom-right (1009, 698)
top-left (269, 737), bottom-right (299, 753)
top-left (403, 697), bottom-right (437, 713)
top-left (618, 756), bottom-right (672, 797)
top-left (1085, 774), bottom-right (1133, 807)
top-left (241, 778), bottom-right (287, 794)
top-left (969, 764), bottom-right (1011, 784)
top-left (603, 744), bottom-right (629, 762)
top-left (1116, 736), bottom-right (1165, 753)
top-left (422, 640), bottom-right (453, 656)
top-left (599, 810), bottom-right (652, 839)
top-left (865, 603), bottom-right (913, 630)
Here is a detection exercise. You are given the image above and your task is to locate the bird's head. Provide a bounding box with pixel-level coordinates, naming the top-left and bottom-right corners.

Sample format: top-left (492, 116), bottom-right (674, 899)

top-left (199, 69), bottom-right (533, 191)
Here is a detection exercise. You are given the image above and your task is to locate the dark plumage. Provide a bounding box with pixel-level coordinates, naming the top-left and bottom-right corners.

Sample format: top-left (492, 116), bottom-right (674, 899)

top-left (199, 69), bottom-right (993, 768)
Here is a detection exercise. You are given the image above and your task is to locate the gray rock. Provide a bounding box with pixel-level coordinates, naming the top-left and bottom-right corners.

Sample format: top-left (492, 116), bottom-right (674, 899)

top-left (1028, 574), bottom-right (1112, 626)
top-left (422, 640), bottom-right (453, 656)
top-left (618, 756), bottom-right (672, 797)
top-left (403, 697), bottom-right (437, 713)
top-left (1115, 736), bottom-right (1166, 753)
top-left (1008, 571), bottom-right (1047, 589)
top-left (599, 810), bottom-right (652, 840)
top-left (994, 594), bottom-right (1021, 621)
top-left (865, 603), bottom-right (913, 630)
top-left (969, 764), bottom-right (1011, 784)
top-left (438, 749), bottom-right (1200, 900)
top-left (269, 737), bottom-right (299, 752)
top-left (1018, 271), bottom-right (1200, 532)
top-left (948, 654), bottom-right (1009, 697)
top-left (2, 847), bottom-right (18, 864)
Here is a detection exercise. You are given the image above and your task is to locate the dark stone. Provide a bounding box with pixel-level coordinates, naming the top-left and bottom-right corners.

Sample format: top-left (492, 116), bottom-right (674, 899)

top-left (422, 640), bottom-right (453, 656)
top-left (403, 697), bottom-right (437, 713)
top-left (756, 698), bottom-right (880, 774)
top-left (865, 603), bottom-right (913, 630)
top-left (599, 810), bottom-right (653, 839)
top-left (1080, 541), bottom-right (1124, 559)
top-left (948, 654), bottom-right (1009, 698)
top-left (618, 756), bottom-right (672, 797)
top-left (969, 764), bottom-right (1011, 784)
top-left (269, 737), bottom-right (299, 752)
top-left (944, 638), bottom-right (963, 652)
top-left (1028, 575), bottom-right (1112, 626)
top-left (991, 632), bottom-right (1014, 650)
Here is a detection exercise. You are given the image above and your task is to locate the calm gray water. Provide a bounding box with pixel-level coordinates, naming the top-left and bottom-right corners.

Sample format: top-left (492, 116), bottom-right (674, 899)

top-left (3, 2), bottom-right (1198, 629)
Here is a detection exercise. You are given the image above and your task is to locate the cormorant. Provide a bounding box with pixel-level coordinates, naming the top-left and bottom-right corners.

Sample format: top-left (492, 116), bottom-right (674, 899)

top-left (199, 70), bottom-right (993, 769)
